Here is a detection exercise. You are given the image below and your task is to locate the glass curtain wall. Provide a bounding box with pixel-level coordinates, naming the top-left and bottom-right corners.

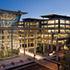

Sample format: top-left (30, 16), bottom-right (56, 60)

top-left (0, 11), bottom-right (21, 59)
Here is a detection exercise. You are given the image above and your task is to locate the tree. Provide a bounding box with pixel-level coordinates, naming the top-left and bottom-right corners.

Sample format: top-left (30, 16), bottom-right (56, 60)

top-left (61, 54), bottom-right (70, 70)
top-left (65, 35), bottom-right (70, 50)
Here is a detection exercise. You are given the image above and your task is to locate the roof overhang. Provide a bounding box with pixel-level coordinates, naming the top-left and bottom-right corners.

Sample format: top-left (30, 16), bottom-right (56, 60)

top-left (0, 9), bottom-right (27, 15)
top-left (23, 18), bottom-right (47, 22)
top-left (41, 14), bottom-right (70, 20)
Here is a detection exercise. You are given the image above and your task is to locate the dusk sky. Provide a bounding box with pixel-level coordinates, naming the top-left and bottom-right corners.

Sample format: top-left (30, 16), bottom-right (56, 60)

top-left (0, 0), bottom-right (70, 19)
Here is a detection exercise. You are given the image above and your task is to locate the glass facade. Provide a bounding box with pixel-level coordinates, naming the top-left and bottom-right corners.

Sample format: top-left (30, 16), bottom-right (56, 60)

top-left (0, 9), bottom-right (23, 58)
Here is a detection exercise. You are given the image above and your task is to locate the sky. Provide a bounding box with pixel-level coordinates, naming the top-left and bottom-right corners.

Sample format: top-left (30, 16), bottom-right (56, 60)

top-left (0, 0), bottom-right (70, 19)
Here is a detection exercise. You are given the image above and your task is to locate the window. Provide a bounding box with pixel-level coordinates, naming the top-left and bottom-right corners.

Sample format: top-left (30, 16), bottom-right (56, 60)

top-left (48, 25), bottom-right (54, 27)
top-left (66, 25), bottom-right (70, 28)
top-left (44, 25), bottom-right (47, 28)
top-left (48, 30), bottom-right (51, 33)
top-left (66, 30), bottom-right (70, 33)
top-left (51, 30), bottom-right (55, 32)
top-left (60, 30), bottom-right (65, 33)
top-left (66, 20), bottom-right (70, 24)
top-left (55, 20), bottom-right (58, 23)
top-left (44, 21), bottom-right (47, 23)
top-left (19, 22), bottom-right (23, 24)
top-left (48, 20), bottom-right (54, 24)
top-left (60, 25), bottom-right (65, 27)
top-left (55, 30), bottom-right (58, 32)
top-left (55, 25), bottom-right (58, 27)
top-left (60, 20), bottom-right (65, 23)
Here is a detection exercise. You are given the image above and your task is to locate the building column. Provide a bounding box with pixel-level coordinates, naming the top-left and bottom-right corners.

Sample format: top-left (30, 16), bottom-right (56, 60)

top-left (24, 29), bottom-right (26, 55)
top-left (0, 30), bottom-right (3, 47)
top-left (34, 30), bottom-right (37, 58)
top-left (27, 30), bottom-right (29, 51)
top-left (51, 33), bottom-right (54, 51)
top-left (11, 29), bottom-right (13, 54)
top-left (43, 43), bottom-right (45, 55)
top-left (42, 33), bottom-right (45, 55)
top-left (56, 37), bottom-right (59, 51)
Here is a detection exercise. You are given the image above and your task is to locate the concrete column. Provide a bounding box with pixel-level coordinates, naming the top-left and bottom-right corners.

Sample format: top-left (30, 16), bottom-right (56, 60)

top-left (43, 43), bottom-right (45, 55)
top-left (27, 30), bottom-right (29, 51)
top-left (51, 33), bottom-right (54, 51)
top-left (24, 29), bottom-right (26, 55)
top-left (42, 34), bottom-right (45, 55)
top-left (56, 38), bottom-right (59, 51)
top-left (11, 29), bottom-right (13, 54)
top-left (34, 30), bottom-right (37, 58)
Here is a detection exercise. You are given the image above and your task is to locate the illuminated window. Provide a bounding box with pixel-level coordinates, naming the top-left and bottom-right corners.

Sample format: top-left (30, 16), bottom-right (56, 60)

top-left (48, 20), bottom-right (54, 24)
top-left (44, 35), bottom-right (48, 37)
top-left (66, 20), bottom-right (70, 24)
top-left (30, 22), bottom-right (35, 25)
top-left (18, 26), bottom-right (23, 27)
top-left (36, 22), bottom-right (39, 25)
top-left (66, 30), bottom-right (70, 32)
top-left (48, 25), bottom-right (54, 27)
top-left (57, 34), bottom-right (66, 38)
top-left (53, 40), bottom-right (56, 44)
top-left (48, 30), bottom-right (51, 33)
top-left (55, 30), bottom-right (58, 32)
top-left (66, 25), bottom-right (70, 28)
top-left (25, 22), bottom-right (27, 25)
top-left (44, 21), bottom-right (47, 23)
top-left (60, 30), bottom-right (65, 32)
top-left (44, 25), bottom-right (47, 28)
top-left (51, 30), bottom-right (55, 32)
top-left (60, 25), bottom-right (65, 27)
top-left (60, 20), bottom-right (65, 23)
top-left (54, 35), bottom-right (58, 38)
top-left (55, 25), bottom-right (58, 27)
top-left (55, 20), bottom-right (58, 23)
top-left (48, 40), bottom-right (51, 44)
top-left (19, 22), bottom-right (23, 24)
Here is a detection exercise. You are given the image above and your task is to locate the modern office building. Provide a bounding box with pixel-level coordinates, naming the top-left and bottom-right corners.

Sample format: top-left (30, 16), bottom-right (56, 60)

top-left (41, 14), bottom-right (70, 52)
top-left (0, 9), bottom-right (26, 57)
top-left (18, 14), bottom-right (70, 56)
top-left (0, 9), bottom-right (70, 58)
top-left (18, 18), bottom-right (41, 55)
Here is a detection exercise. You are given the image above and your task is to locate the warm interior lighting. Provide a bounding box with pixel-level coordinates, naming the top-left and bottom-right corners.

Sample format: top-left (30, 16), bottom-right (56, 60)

top-left (19, 48), bottom-right (44, 60)
top-left (48, 20), bottom-right (54, 24)
top-left (55, 20), bottom-right (58, 23)
top-left (66, 20), bottom-right (69, 24)
top-left (60, 20), bottom-right (65, 23)
top-left (49, 51), bottom-right (55, 56)
top-left (25, 51), bottom-right (34, 57)
top-left (19, 48), bottom-right (24, 54)
top-left (64, 45), bottom-right (69, 50)
top-left (25, 51), bottom-right (44, 60)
